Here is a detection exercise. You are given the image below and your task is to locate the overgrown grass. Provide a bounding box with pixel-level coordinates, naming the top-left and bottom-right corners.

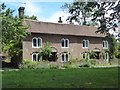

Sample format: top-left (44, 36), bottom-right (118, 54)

top-left (2, 67), bottom-right (119, 88)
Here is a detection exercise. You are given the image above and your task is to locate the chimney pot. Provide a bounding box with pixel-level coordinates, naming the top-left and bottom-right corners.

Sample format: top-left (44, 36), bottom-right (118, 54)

top-left (18, 7), bottom-right (25, 18)
top-left (58, 17), bottom-right (63, 23)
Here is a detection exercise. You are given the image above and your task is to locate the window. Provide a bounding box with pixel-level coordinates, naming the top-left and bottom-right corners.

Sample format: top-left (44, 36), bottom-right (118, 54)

top-left (32, 53), bottom-right (42, 61)
top-left (61, 38), bottom-right (69, 48)
top-left (103, 40), bottom-right (108, 49)
top-left (82, 52), bottom-right (89, 59)
top-left (61, 53), bottom-right (69, 62)
top-left (32, 37), bottom-right (42, 48)
top-left (103, 52), bottom-right (109, 63)
top-left (32, 37), bottom-right (37, 47)
top-left (38, 37), bottom-right (42, 47)
top-left (82, 40), bottom-right (89, 48)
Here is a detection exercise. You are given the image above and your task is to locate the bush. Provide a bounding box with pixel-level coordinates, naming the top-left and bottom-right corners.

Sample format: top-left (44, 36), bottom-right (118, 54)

top-left (79, 59), bottom-right (97, 67)
top-left (63, 62), bottom-right (80, 69)
top-left (20, 59), bottom-right (38, 69)
top-left (21, 59), bottom-right (59, 69)
top-left (79, 61), bottom-right (91, 67)
top-left (89, 59), bottom-right (97, 65)
top-left (49, 63), bottom-right (59, 69)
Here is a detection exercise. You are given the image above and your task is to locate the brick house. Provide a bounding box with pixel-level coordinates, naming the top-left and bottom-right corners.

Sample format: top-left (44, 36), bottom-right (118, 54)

top-left (23, 19), bottom-right (109, 63)
top-left (19, 7), bottom-right (109, 63)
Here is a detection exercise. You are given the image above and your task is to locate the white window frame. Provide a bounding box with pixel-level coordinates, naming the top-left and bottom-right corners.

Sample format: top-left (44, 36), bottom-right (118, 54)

top-left (82, 40), bottom-right (89, 48)
top-left (103, 40), bottom-right (108, 49)
top-left (61, 53), bottom-right (69, 62)
top-left (104, 52), bottom-right (109, 63)
top-left (32, 53), bottom-right (42, 62)
top-left (38, 37), bottom-right (42, 48)
top-left (82, 53), bottom-right (90, 59)
top-left (32, 37), bottom-right (42, 48)
top-left (61, 38), bottom-right (69, 48)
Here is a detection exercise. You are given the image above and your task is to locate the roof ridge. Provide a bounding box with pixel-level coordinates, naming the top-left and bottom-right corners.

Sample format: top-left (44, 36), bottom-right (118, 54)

top-left (24, 19), bottom-right (96, 28)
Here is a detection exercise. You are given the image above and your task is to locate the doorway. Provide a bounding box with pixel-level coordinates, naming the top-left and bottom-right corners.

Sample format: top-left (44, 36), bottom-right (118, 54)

top-left (94, 52), bottom-right (100, 59)
top-left (49, 52), bottom-right (57, 62)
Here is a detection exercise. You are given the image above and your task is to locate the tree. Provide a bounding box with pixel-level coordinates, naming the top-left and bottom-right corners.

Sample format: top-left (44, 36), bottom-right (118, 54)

top-left (114, 42), bottom-right (120, 59)
top-left (40, 42), bottom-right (52, 61)
top-left (24, 15), bottom-right (37, 20)
top-left (63, 0), bottom-right (120, 34)
top-left (92, 0), bottom-right (120, 34)
top-left (62, 0), bottom-right (96, 25)
top-left (0, 3), bottom-right (29, 65)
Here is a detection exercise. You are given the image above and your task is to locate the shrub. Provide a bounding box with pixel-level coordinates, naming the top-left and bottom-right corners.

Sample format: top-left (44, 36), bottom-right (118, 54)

top-left (89, 59), bottom-right (97, 65)
top-left (21, 59), bottom-right (59, 69)
top-left (49, 63), bottom-right (59, 69)
top-left (79, 61), bottom-right (91, 67)
top-left (20, 59), bottom-right (38, 69)
top-left (63, 61), bottom-right (80, 69)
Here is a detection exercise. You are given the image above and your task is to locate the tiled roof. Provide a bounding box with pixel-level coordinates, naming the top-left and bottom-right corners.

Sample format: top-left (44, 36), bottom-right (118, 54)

top-left (23, 19), bottom-right (106, 37)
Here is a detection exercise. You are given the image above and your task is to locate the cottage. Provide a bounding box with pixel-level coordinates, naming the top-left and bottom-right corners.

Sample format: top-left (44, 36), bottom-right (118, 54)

top-left (18, 7), bottom-right (109, 63)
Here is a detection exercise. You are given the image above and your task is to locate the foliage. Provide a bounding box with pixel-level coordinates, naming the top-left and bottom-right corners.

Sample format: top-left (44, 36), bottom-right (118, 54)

top-left (79, 59), bottom-right (91, 67)
top-left (89, 51), bottom-right (96, 59)
top-left (63, 0), bottom-right (120, 34)
top-left (49, 63), bottom-right (59, 69)
top-left (40, 42), bottom-right (52, 60)
top-left (63, 61), bottom-right (80, 68)
top-left (108, 36), bottom-right (116, 59)
top-left (92, 1), bottom-right (120, 34)
top-left (62, 0), bottom-right (96, 25)
top-left (24, 15), bottom-right (37, 20)
top-left (21, 59), bottom-right (59, 69)
top-left (114, 42), bottom-right (120, 59)
top-left (1, 3), bottom-right (29, 57)
top-left (79, 59), bottom-right (98, 67)
top-left (20, 59), bottom-right (38, 69)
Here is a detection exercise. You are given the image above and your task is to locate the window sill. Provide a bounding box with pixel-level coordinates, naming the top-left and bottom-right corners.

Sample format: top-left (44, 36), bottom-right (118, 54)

top-left (103, 47), bottom-right (108, 49)
top-left (82, 47), bottom-right (89, 49)
top-left (61, 47), bottom-right (69, 49)
top-left (32, 47), bottom-right (42, 48)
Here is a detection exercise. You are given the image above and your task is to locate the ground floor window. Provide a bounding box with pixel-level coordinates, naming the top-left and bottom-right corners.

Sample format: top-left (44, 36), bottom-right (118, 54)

top-left (103, 52), bottom-right (109, 63)
top-left (32, 53), bottom-right (42, 61)
top-left (61, 53), bottom-right (69, 62)
top-left (82, 52), bottom-right (89, 60)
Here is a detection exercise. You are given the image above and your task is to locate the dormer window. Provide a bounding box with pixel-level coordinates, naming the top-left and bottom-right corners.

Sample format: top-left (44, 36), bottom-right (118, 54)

top-left (32, 37), bottom-right (42, 48)
top-left (61, 38), bottom-right (69, 48)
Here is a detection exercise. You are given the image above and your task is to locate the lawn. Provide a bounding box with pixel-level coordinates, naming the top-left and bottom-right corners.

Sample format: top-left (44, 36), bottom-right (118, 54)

top-left (2, 67), bottom-right (119, 88)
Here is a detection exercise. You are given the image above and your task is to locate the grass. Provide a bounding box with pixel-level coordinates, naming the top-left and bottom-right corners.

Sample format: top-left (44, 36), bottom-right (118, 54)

top-left (2, 67), bottom-right (119, 88)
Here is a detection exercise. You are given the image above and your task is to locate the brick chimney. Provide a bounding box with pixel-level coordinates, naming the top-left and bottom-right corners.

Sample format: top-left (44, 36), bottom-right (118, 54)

top-left (18, 7), bottom-right (25, 18)
top-left (58, 17), bottom-right (63, 23)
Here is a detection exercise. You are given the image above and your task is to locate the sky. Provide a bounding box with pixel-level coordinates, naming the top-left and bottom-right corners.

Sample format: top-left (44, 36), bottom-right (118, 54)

top-left (0, 0), bottom-right (74, 23)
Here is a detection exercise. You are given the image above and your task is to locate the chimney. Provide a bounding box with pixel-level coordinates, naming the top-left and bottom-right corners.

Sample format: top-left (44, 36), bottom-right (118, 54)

top-left (18, 7), bottom-right (25, 18)
top-left (58, 17), bottom-right (63, 23)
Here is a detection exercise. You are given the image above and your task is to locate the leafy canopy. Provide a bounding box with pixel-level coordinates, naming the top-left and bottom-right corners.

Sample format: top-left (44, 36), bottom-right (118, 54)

top-left (1, 3), bottom-right (29, 57)
top-left (63, 0), bottom-right (120, 34)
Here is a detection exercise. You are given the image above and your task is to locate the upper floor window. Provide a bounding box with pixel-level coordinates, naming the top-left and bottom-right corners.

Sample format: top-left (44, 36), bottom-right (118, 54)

top-left (61, 53), bottom-right (69, 62)
top-left (82, 40), bottom-right (89, 48)
top-left (32, 37), bottom-right (42, 48)
top-left (32, 53), bottom-right (42, 62)
top-left (103, 40), bottom-right (108, 49)
top-left (61, 38), bottom-right (69, 48)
